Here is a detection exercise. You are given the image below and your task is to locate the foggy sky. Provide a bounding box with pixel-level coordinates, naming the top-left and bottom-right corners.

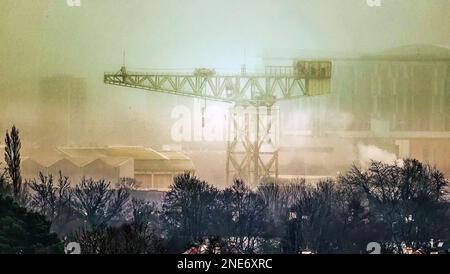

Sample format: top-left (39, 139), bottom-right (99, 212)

top-left (1, 0), bottom-right (449, 83)
top-left (1, 0), bottom-right (449, 184)
top-left (0, 0), bottom-right (449, 147)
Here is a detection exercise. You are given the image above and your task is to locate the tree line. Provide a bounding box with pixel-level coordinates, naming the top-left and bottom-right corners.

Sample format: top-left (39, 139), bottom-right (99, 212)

top-left (1, 126), bottom-right (449, 254)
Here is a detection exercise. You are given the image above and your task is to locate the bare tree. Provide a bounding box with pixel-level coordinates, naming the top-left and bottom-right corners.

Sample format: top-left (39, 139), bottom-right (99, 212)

top-left (258, 180), bottom-right (286, 221)
top-left (28, 172), bottom-right (75, 234)
top-left (258, 179), bottom-right (308, 227)
top-left (338, 159), bottom-right (450, 252)
top-left (285, 180), bottom-right (343, 254)
top-left (220, 179), bottom-right (268, 254)
top-left (4, 126), bottom-right (22, 199)
top-left (71, 225), bottom-right (107, 254)
top-left (162, 172), bottom-right (220, 251)
top-left (131, 198), bottom-right (160, 231)
top-left (73, 178), bottom-right (130, 227)
top-left (72, 222), bottom-right (165, 254)
top-left (71, 198), bottom-right (164, 254)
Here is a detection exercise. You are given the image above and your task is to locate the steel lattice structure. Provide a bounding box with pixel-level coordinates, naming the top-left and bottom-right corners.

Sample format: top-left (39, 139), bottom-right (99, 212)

top-left (105, 62), bottom-right (331, 186)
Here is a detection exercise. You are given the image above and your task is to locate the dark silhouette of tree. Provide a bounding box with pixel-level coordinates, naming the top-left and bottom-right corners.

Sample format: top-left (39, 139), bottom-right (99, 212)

top-left (131, 198), bottom-right (161, 233)
top-left (339, 159), bottom-right (449, 252)
top-left (219, 179), bottom-right (268, 254)
top-left (257, 179), bottom-right (308, 252)
top-left (285, 180), bottom-right (343, 254)
top-left (73, 178), bottom-right (130, 227)
top-left (28, 172), bottom-right (75, 235)
top-left (4, 126), bottom-right (22, 200)
top-left (256, 180), bottom-right (287, 253)
top-left (70, 225), bottom-right (106, 254)
top-left (0, 195), bottom-right (63, 254)
top-left (258, 180), bottom-right (287, 224)
top-left (71, 198), bottom-right (165, 254)
top-left (72, 222), bottom-right (165, 254)
top-left (337, 181), bottom-right (384, 253)
top-left (162, 172), bottom-right (219, 252)
top-left (0, 168), bottom-right (10, 197)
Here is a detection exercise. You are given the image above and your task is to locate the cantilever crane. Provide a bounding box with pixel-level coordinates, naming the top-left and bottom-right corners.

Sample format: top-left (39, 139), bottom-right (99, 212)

top-left (104, 61), bottom-right (332, 186)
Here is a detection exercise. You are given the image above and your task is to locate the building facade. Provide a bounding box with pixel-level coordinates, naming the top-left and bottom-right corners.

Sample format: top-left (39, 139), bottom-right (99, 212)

top-left (21, 146), bottom-right (195, 190)
top-left (274, 45), bottom-right (450, 177)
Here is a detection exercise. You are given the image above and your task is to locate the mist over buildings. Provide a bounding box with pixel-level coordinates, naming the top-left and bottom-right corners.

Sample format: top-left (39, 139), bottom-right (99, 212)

top-left (1, 0), bottom-right (450, 186)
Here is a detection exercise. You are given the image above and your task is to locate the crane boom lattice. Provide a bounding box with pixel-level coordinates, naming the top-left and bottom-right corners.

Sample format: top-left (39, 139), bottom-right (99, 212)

top-left (104, 61), bottom-right (332, 186)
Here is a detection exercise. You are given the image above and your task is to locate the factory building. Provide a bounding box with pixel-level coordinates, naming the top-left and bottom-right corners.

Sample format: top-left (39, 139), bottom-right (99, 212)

top-left (20, 146), bottom-right (195, 191)
top-left (267, 44), bottom-right (450, 177)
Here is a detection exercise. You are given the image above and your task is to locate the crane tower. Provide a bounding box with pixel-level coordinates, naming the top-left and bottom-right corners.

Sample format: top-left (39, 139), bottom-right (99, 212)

top-left (104, 60), bottom-right (332, 186)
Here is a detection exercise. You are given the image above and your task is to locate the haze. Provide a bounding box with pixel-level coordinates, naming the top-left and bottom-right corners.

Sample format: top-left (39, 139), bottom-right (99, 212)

top-left (0, 0), bottom-right (449, 184)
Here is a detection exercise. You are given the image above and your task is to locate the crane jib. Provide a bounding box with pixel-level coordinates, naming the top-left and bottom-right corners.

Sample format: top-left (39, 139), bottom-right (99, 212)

top-left (104, 65), bottom-right (331, 106)
top-left (104, 62), bottom-right (332, 186)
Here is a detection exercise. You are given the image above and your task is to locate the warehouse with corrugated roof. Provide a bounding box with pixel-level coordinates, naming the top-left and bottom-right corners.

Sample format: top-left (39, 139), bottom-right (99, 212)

top-left (20, 146), bottom-right (194, 191)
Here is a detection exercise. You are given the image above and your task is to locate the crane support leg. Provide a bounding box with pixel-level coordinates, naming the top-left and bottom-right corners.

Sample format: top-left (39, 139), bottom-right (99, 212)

top-left (226, 105), bottom-right (279, 187)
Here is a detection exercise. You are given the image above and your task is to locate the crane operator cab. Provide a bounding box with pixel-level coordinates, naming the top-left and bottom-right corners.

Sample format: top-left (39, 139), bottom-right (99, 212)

top-left (293, 60), bottom-right (332, 96)
top-left (293, 60), bottom-right (332, 79)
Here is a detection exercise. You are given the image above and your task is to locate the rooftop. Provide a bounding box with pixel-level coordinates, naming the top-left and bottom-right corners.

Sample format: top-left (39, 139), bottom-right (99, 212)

top-left (262, 44), bottom-right (450, 62)
top-left (57, 146), bottom-right (169, 160)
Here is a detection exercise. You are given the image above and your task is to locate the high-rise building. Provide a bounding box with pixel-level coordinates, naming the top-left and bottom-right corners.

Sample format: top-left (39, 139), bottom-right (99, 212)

top-left (38, 76), bottom-right (87, 147)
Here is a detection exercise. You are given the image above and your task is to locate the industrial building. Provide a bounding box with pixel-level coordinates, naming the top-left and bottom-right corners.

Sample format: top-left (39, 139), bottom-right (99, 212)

top-left (20, 146), bottom-right (195, 191)
top-left (101, 44), bottom-right (450, 185)
top-left (273, 44), bottom-right (450, 177)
